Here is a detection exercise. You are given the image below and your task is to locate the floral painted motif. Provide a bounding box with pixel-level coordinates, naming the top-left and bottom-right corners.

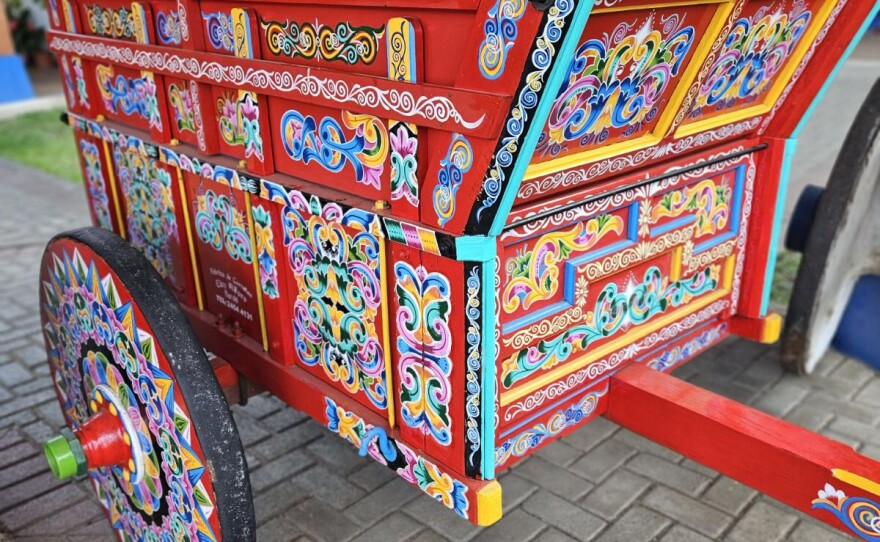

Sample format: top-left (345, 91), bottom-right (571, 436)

top-left (80, 140), bottom-right (113, 230)
top-left (252, 205), bottom-right (279, 299)
top-left (274, 189), bottom-right (387, 410)
top-left (495, 387), bottom-right (606, 467)
top-left (86, 4), bottom-right (136, 39)
top-left (812, 483), bottom-right (880, 541)
top-left (389, 122), bottom-right (419, 207)
top-left (433, 134), bottom-right (474, 227)
top-left (645, 322), bottom-right (726, 371)
top-left (536, 15), bottom-right (695, 157)
top-left (72, 57), bottom-right (89, 108)
top-left (503, 214), bottom-right (624, 313)
top-left (96, 65), bottom-right (162, 130)
top-left (156, 10), bottom-right (182, 45)
top-left (648, 179), bottom-right (732, 237)
top-left (324, 397), bottom-right (469, 518)
top-left (217, 92), bottom-right (263, 160)
top-left (465, 265), bottom-right (482, 475)
top-left (113, 145), bottom-right (177, 279)
top-left (281, 109), bottom-right (387, 189)
top-left (169, 84), bottom-right (196, 134)
top-left (478, 0), bottom-right (528, 80)
top-left (195, 190), bottom-right (253, 263)
top-left (203, 11), bottom-right (234, 52)
top-left (473, 0), bottom-right (574, 224)
top-left (395, 263), bottom-right (453, 446)
top-left (689, 3), bottom-right (811, 118)
top-left (261, 18), bottom-right (385, 65)
top-left (42, 247), bottom-right (219, 541)
top-left (501, 264), bottom-right (720, 387)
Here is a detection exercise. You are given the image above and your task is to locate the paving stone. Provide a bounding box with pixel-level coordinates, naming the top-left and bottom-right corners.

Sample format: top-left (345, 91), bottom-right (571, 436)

top-left (561, 416), bottom-right (618, 453)
top-left (257, 515), bottom-right (302, 542)
top-left (472, 509), bottom-right (545, 542)
top-left (403, 493), bottom-right (481, 541)
top-left (254, 481), bottom-right (311, 524)
top-left (643, 487), bottom-right (733, 539)
top-left (409, 529), bottom-right (451, 542)
top-left (536, 528), bottom-right (578, 542)
top-left (612, 429), bottom-right (684, 463)
top-left (659, 525), bottom-right (713, 542)
top-left (581, 467), bottom-right (653, 523)
top-left (534, 441), bottom-right (582, 468)
top-left (854, 378), bottom-right (880, 407)
top-left (351, 512), bottom-right (422, 542)
top-left (16, 498), bottom-right (103, 535)
top-left (345, 477), bottom-right (419, 527)
top-left (521, 491), bottom-right (606, 540)
top-left (252, 421), bottom-right (324, 460)
top-left (293, 465), bottom-right (366, 510)
top-left (626, 454), bottom-right (712, 496)
top-left (512, 456), bottom-right (593, 501)
top-left (701, 477), bottom-right (757, 517)
top-left (784, 403), bottom-right (834, 432)
top-left (347, 461), bottom-right (398, 492)
top-left (496, 473), bottom-right (538, 513)
top-left (595, 505), bottom-right (670, 542)
top-left (725, 501), bottom-right (798, 542)
top-left (787, 521), bottom-right (851, 541)
top-left (305, 434), bottom-right (368, 471)
top-left (569, 438), bottom-right (637, 483)
top-left (0, 483), bottom-right (86, 532)
top-left (250, 450), bottom-right (315, 492)
top-left (751, 378), bottom-right (811, 417)
top-left (285, 498), bottom-right (361, 542)
top-left (827, 417), bottom-right (880, 447)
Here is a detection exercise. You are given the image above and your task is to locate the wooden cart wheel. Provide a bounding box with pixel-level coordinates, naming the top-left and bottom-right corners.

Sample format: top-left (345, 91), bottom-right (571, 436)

top-left (39, 227), bottom-right (255, 541)
top-left (782, 78), bottom-right (880, 374)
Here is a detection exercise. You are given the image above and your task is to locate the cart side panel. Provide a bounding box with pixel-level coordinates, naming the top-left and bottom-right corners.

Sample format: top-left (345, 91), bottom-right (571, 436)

top-left (74, 132), bottom-right (119, 235)
top-left (110, 142), bottom-right (197, 307)
top-left (495, 150), bottom-right (757, 463)
top-left (182, 170), bottom-right (263, 341)
top-left (677, 0), bottom-right (839, 137)
top-left (527, 2), bottom-right (729, 179)
top-left (275, 191), bottom-right (390, 418)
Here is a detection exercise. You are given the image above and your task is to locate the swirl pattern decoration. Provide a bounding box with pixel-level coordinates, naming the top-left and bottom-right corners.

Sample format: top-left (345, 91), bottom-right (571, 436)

top-left (433, 134), bottom-right (474, 227)
top-left (812, 484), bottom-right (880, 541)
top-left (536, 14), bottom-right (695, 158)
top-left (195, 190), bottom-right (253, 263)
top-left (80, 140), bottom-right (114, 231)
top-left (96, 65), bottom-right (162, 130)
top-left (478, 0), bottom-right (528, 80)
top-left (261, 18), bottom-right (384, 65)
top-left (395, 263), bottom-right (453, 447)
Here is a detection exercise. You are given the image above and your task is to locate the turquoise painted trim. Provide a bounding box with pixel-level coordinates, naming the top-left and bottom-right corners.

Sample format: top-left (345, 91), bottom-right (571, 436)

top-left (487, 0), bottom-right (596, 236)
top-left (456, 235), bottom-right (496, 262)
top-left (761, 138), bottom-right (797, 316)
top-left (761, 2), bottom-right (880, 315)
top-left (480, 256), bottom-right (498, 479)
top-left (452, 234), bottom-right (498, 477)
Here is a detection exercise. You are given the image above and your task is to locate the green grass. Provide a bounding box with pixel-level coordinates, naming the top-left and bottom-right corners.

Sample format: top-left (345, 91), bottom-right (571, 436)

top-left (771, 249), bottom-right (802, 307)
top-left (0, 108), bottom-right (81, 182)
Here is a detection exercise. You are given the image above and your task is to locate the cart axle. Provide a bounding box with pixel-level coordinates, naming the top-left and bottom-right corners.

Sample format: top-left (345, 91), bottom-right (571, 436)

top-left (44, 405), bottom-right (130, 480)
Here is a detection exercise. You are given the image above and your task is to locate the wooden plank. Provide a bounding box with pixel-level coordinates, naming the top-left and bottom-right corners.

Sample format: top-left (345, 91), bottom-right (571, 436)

top-left (46, 30), bottom-right (509, 138)
top-left (606, 363), bottom-right (880, 540)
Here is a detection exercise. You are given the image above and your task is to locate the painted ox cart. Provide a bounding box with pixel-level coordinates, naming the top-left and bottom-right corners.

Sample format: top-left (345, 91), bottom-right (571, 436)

top-left (37, 0), bottom-right (880, 539)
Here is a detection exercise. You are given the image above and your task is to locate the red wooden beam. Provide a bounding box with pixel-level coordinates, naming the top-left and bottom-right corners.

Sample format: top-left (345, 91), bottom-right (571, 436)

top-left (606, 363), bottom-right (880, 540)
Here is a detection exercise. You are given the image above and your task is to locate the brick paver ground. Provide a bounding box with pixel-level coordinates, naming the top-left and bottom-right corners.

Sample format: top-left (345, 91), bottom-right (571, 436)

top-left (1, 56), bottom-right (879, 542)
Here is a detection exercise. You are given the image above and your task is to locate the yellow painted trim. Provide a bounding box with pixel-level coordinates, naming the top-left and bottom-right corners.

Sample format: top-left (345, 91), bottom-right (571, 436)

top-left (833, 469), bottom-right (880, 498)
top-left (593, 0), bottom-right (727, 13)
top-left (524, 1), bottom-right (736, 180)
top-left (761, 313), bottom-right (783, 344)
top-left (476, 481), bottom-right (503, 526)
top-left (101, 139), bottom-right (127, 239)
top-left (176, 170), bottom-right (204, 311)
top-left (501, 255), bottom-right (736, 405)
top-left (244, 192), bottom-right (270, 352)
top-left (378, 239), bottom-right (396, 429)
top-left (674, 0), bottom-right (838, 138)
top-left (670, 246), bottom-right (684, 282)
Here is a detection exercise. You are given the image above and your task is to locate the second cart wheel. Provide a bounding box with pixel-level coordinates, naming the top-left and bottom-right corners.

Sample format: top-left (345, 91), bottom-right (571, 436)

top-left (39, 227), bottom-right (255, 541)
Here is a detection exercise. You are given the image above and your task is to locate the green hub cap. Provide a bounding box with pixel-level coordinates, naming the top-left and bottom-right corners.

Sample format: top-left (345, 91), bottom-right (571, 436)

top-left (43, 428), bottom-right (87, 480)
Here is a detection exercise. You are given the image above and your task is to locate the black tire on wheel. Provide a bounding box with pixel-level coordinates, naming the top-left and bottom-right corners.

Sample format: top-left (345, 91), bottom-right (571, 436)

top-left (782, 78), bottom-right (880, 374)
top-left (39, 227), bottom-right (255, 541)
